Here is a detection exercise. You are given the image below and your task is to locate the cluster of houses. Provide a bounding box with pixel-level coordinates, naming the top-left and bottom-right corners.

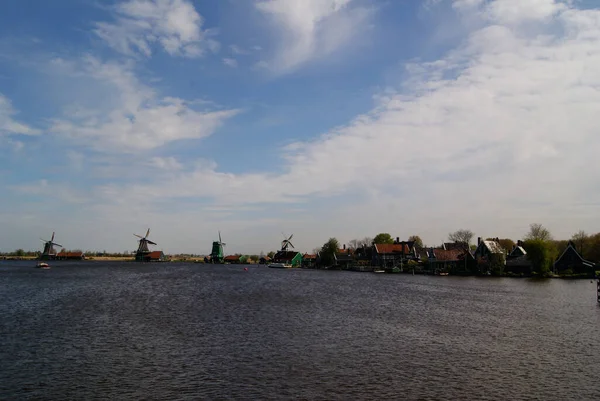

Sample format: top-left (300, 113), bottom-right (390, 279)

top-left (243, 236), bottom-right (596, 276)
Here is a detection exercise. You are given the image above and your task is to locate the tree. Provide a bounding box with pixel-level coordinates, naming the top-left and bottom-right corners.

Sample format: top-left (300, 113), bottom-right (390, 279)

top-left (267, 251), bottom-right (275, 258)
top-left (348, 239), bottom-right (361, 250)
top-left (14, 249), bottom-right (25, 257)
top-left (571, 230), bottom-right (589, 257)
top-left (408, 235), bottom-right (424, 248)
top-left (320, 238), bottom-right (340, 267)
top-left (361, 237), bottom-right (373, 247)
top-left (448, 229), bottom-right (474, 245)
top-left (524, 223), bottom-right (552, 241)
top-left (373, 233), bottom-right (394, 244)
top-left (523, 239), bottom-right (557, 275)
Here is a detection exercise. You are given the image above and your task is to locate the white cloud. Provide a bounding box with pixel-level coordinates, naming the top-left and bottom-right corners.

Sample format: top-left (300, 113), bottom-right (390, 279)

top-left (0, 93), bottom-right (40, 136)
top-left (49, 57), bottom-right (239, 151)
top-left (72, 0), bottom-right (600, 246)
top-left (223, 57), bottom-right (238, 67)
top-left (95, 0), bottom-right (218, 58)
top-left (255, 0), bottom-right (375, 73)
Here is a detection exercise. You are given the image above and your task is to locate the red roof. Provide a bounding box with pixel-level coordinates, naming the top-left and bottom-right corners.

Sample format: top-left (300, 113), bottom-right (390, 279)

top-left (303, 253), bottom-right (317, 260)
top-left (374, 244), bottom-right (410, 254)
top-left (147, 251), bottom-right (164, 259)
top-left (224, 255), bottom-right (241, 261)
top-left (432, 249), bottom-right (463, 261)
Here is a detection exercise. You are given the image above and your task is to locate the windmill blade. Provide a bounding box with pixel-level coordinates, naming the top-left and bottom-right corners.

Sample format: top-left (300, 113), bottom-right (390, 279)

top-left (288, 242), bottom-right (295, 249)
top-left (134, 234), bottom-right (144, 239)
top-left (147, 240), bottom-right (157, 245)
top-left (219, 231), bottom-right (222, 243)
top-left (51, 232), bottom-right (55, 242)
top-left (145, 228), bottom-right (150, 238)
top-left (53, 243), bottom-right (63, 248)
top-left (221, 242), bottom-right (226, 246)
top-left (41, 238), bottom-right (49, 243)
top-left (288, 234), bottom-right (293, 241)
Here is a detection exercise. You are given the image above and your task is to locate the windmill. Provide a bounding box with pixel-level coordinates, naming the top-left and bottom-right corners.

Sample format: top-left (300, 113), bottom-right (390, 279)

top-left (281, 233), bottom-right (294, 251)
top-left (209, 231), bottom-right (226, 263)
top-left (40, 232), bottom-right (62, 260)
top-left (134, 228), bottom-right (157, 261)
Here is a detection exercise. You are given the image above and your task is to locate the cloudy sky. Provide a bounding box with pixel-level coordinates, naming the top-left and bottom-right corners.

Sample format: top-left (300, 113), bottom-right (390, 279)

top-left (1, 0), bottom-right (599, 255)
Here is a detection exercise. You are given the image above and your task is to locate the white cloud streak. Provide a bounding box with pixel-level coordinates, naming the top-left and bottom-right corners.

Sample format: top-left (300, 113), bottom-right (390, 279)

top-left (95, 0), bottom-right (218, 58)
top-left (0, 93), bottom-right (40, 136)
top-left (255, 0), bottom-right (375, 73)
top-left (49, 57), bottom-right (239, 151)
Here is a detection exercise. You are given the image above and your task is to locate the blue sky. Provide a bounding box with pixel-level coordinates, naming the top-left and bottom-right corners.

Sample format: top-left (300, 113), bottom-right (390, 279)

top-left (1, 0), bottom-right (600, 254)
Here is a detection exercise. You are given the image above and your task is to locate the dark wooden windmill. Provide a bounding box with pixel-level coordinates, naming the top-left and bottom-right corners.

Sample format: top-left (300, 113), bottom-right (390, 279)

top-left (134, 228), bottom-right (157, 261)
top-left (281, 233), bottom-right (294, 251)
top-left (40, 232), bottom-right (62, 260)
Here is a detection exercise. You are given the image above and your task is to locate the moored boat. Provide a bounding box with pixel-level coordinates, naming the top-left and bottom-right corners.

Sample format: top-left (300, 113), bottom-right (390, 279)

top-left (36, 262), bottom-right (50, 269)
top-left (268, 263), bottom-right (292, 268)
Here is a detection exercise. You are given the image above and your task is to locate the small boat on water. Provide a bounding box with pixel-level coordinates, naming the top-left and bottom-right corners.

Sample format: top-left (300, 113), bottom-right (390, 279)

top-left (268, 263), bottom-right (292, 268)
top-left (374, 269), bottom-right (385, 273)
top-left (36, 262), bottom-right (50, 269)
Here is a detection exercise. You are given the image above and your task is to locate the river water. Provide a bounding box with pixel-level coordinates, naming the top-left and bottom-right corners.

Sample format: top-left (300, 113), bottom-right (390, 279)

top-left (1, 261), bottom-right (599, 400)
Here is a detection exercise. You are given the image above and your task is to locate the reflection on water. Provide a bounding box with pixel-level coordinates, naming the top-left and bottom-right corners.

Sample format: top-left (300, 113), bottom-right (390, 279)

top-left (1, 261), bottom-right (600, 400)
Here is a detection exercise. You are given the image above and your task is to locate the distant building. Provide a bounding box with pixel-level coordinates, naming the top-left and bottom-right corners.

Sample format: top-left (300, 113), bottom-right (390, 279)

top-left (272, 250), bottom-right (303, 267)
top-left (554, 241), bottom-right (595, 275)
top-left (142, 251), bottom-right (166, 262)
top-left (372, 243), bottom-right (411, 268)
top-left (56, 251), bottom-right (86, 260)
top-left (224, 255), bottom-right (243, 264)
top-left (302, 253), bottom-right (318, 268)
top-left (506, 240), bottom-right (531, 275)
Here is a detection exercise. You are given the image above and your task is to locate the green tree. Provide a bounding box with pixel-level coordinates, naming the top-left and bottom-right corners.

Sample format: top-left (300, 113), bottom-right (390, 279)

top-left (408, 235), bottom-right (424, 248)
top-left (14, 249), bottom-right (25, 257)
top-left (373, 233), bottom-right (394, 244)
top-left (320, 238), bottom-right (340, 267)
top-left (449, 229), bottom-right (474, 245)
top-left (267, 251), bottom-right (275, 258)
top-left (523, 239), bottom-right (557, 275)
top-left (524, 223), bottom-right (552, 241)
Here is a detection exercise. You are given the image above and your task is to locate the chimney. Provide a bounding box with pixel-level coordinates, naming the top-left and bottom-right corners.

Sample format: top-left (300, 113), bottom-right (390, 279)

top-left (477, 237), bottom-right (481, 246)
top-left (343, 244), bottom-right (346, 250)
top-left (396, 237), bottom-right (400, 244)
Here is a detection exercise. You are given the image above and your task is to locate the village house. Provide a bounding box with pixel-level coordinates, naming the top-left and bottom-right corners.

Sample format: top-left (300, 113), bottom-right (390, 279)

top-left (473, 237), bottom-right (506, 274)
top-left (224, 255), bottom-right (243, 264)
top-left (302, 253), bottom-right (318, 268)
top-left (143, 251), bottom-right (166, 262)
top-left (505, 240), bottom-right (532, 275)
top-left (56, 251), bottom-right (86, 260)
top-left (272, 250), bottom-right (303, 267)
top-left (372, 241), bottom-right (411, 268)
top-left (553, 240), bottom-right (596, 275)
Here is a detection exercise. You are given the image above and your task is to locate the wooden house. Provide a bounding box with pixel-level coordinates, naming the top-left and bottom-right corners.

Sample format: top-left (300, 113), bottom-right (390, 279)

top-left (473, 237), bottom-right (506, 274)
top-left (56, 251), bottom-right (86, 260)
top-left (372, 243), bottom-right (411, 268)
top-left (259, 256), bottom-right (271, 265)
top-left (272, 250), bottom-right (303, 267)
top-left (224, 255), bottom-right (243, 264)
top-left (142, 251), bottom-right (166, 262)
top-left (553, 241), bottom-right (595, 275)
top-left (506, 240), bottom-right (531, 274)
top-left (302, 253), bottom-right (318, 268)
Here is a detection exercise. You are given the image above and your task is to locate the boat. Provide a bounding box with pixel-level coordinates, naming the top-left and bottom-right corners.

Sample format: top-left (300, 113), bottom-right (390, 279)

top-left (36, 262), bottom-right (50, 269)
top-left (268, 263), bottom-right (292, 268)
top-left (438, 272), bottom-right (449, 276)
top-left (374, 269), bottom-right (385, 273)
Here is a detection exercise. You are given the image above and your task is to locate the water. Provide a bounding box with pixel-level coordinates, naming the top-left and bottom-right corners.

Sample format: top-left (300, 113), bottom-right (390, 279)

top-left (1, 261), bottom-right (599, 400)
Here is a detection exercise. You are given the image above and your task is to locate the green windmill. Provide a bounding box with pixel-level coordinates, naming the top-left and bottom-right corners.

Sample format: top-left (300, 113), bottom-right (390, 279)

top-left (209, 231), bottom-right (226, 263)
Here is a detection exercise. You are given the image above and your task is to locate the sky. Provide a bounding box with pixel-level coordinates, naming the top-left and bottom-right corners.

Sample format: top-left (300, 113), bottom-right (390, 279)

top-left (0, 0), bottom-right (599, 255)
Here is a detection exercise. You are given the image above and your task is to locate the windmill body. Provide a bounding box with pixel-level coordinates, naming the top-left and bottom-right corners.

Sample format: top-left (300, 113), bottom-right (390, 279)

top-left (208, 231), bottom-right (226, 263)
top-left (134, 229), bottom-right (158, 262)
top-left (39, 232), bottom-right (62, 260)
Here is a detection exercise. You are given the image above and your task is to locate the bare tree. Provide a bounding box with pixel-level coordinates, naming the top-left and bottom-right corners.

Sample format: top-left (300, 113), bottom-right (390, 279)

top-left (524, 223), bottom-right (552, 241)
top-left (408, 235), bottom-right (424, 248)
top-left (448, 229), bottom-right (474, 245)
top-left (571, 230), bottom-right (589, 256)
top-left (348, 239), bottom-right (361, 250)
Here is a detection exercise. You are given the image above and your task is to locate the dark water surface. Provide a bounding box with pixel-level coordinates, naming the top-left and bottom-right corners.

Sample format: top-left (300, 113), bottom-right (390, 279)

top-left (1, 261), bottom-right (600, 400)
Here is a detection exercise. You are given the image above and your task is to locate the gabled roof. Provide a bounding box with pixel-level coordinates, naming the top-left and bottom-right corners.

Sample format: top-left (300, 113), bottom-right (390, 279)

top-left (302, 253), bottom-right (317, 260)
top-left (273, 250), bottom-right (301, 262)
top-left (509, 246), bottom-right (527, 257)
top-left (335, 253), bottom-right (354, 262)
top-left (431, 248), bottom-right (463, 261)
top-left (374, 243), bottom-right (410, 254)
top-left (224, 255), bottom-right (241, 261)
top-left (554, 241), bottom-right (595, 267)
top-left (57, 251), bottom-right (84, 257)
top-left (477, 240), bottom-right (504, 255)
